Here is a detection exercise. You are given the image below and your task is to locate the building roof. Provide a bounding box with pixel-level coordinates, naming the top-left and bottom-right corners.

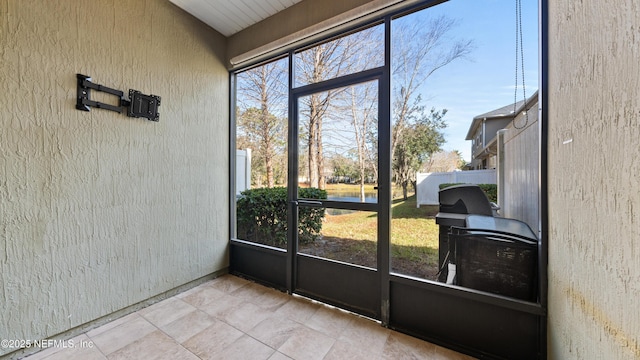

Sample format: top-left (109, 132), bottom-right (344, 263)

top-left (474, 99), bottom-right (526, 120)
top-left (465, 92), bottom-right (538, 140)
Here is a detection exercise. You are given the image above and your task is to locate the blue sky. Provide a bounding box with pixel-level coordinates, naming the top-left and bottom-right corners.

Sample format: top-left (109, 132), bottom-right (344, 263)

top-left (403, 0), bottom-right (539, 162)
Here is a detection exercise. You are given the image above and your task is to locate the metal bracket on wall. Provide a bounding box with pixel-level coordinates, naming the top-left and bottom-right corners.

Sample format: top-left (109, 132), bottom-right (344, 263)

top-left (76, 74), bottom-right (161, 122)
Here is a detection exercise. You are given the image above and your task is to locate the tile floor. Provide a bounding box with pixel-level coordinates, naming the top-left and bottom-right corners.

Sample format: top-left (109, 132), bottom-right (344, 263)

top-left (25, 275), bottom-right (476, 360)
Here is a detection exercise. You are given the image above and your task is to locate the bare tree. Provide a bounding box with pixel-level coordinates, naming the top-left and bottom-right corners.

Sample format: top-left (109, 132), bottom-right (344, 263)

top-left (392, 15), bottom-right (473, 196)
top-left (297, 42), bottom-right (345, 189)
top-left (237, 108), bottom-right (286, 187)
top-left (237, 60), bottom-right (288, 187)
top-left (296, 27), bottom-right (383, 189)
top-left (348, 83), bottom-right (378, 201)
top-left (392, 16), bottom-right (473, 157)
top-left (423, 150), bottom-right (466, 173)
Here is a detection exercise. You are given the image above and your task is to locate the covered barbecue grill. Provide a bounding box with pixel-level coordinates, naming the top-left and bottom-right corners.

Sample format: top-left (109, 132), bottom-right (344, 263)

top-left (435, 184), bottom-right (498, 282)
top-left (449, 215), bottom-right (539, 301)
top-left (435, 185), bottom-right (539, 301)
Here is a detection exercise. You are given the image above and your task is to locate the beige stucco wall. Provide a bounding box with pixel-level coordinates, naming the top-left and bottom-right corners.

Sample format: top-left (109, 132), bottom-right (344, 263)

top-left (0, 0), bottom-right (228, 355)
top-left (548, 1), bottom-right (640, 359)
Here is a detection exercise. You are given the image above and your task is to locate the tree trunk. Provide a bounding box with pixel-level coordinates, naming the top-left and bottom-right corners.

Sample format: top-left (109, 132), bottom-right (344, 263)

top-left (317, 111), bottom-right (325, 190)
top-left (260, 73), bottom-right (275, 188)
top-left (360, 169), bottom-right (366, 202)
top-left (265, 149), bottom-right (274, 187)
top-left (402, 180), bottom-right (408, 200)
top-left (308, 94), bottom-right (319, 188)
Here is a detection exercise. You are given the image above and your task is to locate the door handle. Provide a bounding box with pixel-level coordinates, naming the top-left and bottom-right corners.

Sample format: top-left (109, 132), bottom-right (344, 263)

top-left (296, 200), bottom-right (324, 207)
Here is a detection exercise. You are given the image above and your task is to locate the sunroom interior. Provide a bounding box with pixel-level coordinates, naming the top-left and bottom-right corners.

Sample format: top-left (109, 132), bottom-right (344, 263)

top-left (2, 0), bottom-right (640, 360)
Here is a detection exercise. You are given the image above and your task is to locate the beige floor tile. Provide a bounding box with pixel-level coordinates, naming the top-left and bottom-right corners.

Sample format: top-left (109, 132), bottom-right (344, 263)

top-left (219, 301), bottom-right (273, 332)
top-left (274, 296), bottom-right (320, 323)
top-left (249, 287), bottom-right (291, 312)
top-left (136, 297), bottom-right (171, 317)
top-left (199, 293), bottom-right (245, 319)
top-left (381, 331), bottom-right (438, 360)
top-left (20, 343), bottom-right (64, 360)
top-left (207, 274), bottom-right (250, 293)
top-left (24, 275), bottom-right (474, 360)
top-left (324, 339), bottom-right (381, 360)
top-left (433, 344), bottom-right (477, 360)
top-left (304, 306), bottom-right (355, 338)
top-left (89, 314), bottom-right (156, 355)
top-left (21, 347), bottom-right (58, 360)
top-left (247, 315), bottom-right (303, 349)
top-left (38, 345), bottom-right (106, 360)
top-left (107, 330), bottom-right (198, 360)
top-left (338, 315), bottom-right (390, 354)
top-left (24, 334), bottom-right (104, 360)
top-left (160, 310), bottom-right (216, 344)
top-left (180, 284), bottom-right (225, 308)
top-left (86, 312), bottom-right (140, 338)
top-left (139, 297), bottom-right (197, 328)
top-left (208, 334), bottom-right (274, 360)
top-left (176, 282), bottom-right (209, 299)
top-left (278, 325), bottom-right (335, 360)
top-left (268, 352), bottom-right (293, 360)
top-left (182, 319), bottom-right (244, 359)
top-left (229, 281), bottom-right (270, 302)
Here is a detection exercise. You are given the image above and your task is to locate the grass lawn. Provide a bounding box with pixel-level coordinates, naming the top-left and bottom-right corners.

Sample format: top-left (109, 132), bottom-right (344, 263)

top-left (389, 196), bottom-right (440, 277)
top-left (299, 184), bottom-right (441, 279)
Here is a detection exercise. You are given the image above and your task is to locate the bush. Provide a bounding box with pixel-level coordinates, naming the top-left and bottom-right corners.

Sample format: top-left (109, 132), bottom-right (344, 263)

top-left (297, 187), bottom-right (328, 243)
top-left (236, 187), bottom-right (327, 247)
top-left (438, 183), bottom-right (497, 203)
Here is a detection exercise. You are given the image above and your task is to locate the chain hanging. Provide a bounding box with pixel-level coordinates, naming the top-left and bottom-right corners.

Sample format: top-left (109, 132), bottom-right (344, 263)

top-left (514, 0), bottom-right (529, 130)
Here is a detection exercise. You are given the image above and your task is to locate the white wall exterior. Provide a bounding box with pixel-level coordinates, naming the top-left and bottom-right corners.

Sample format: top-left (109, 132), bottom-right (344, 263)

top-left (548, 1), bottom-right (640, 358)
top-left (0, 1), bottom-right (229, 355)
top-left (498, 102), bottom-right (540, 233)
top-left (236, 149), bottom-right (251, 195)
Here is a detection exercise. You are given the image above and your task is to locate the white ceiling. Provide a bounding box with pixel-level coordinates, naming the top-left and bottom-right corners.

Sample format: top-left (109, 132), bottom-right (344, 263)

top-left (170, 0), bottom-right (304, 37)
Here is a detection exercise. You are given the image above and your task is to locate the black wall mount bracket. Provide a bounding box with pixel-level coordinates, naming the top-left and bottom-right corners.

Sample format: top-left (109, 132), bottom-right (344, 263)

top-left (76, 74), bottom-right (161, 122)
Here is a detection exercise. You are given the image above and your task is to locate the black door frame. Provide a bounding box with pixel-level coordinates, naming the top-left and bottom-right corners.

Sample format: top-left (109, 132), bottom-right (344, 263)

top-left (230, 1), bottom-right (548, 358)
top-left (286, 62), bottom-right (391, 319)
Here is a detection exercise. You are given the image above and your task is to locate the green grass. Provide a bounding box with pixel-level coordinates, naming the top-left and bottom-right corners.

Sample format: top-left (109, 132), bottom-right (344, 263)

top-left (322, 211), bottom-right (377, 241)
top-left (318, 191), bottom-right (442, 278)
top-left (322, 183), bottom-right (377, 193)
top-left (291, 183), bottom-right (443, 277)
top-left (390, 196), bottom-right (439, 263)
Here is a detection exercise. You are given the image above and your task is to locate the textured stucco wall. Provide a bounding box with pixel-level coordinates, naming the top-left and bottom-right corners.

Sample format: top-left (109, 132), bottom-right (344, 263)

top-left (0, 0), bottom-right (228, 354)
top-left (548, 1), bottom-right (640, 359)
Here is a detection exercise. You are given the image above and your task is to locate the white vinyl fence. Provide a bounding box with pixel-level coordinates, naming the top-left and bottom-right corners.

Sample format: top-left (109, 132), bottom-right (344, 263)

top-left (416, 169), bottom-right (496, 207)
top-left (236, 149), bottom-right (251, 195)
top-left (497, 99), bottom-right (540, 233)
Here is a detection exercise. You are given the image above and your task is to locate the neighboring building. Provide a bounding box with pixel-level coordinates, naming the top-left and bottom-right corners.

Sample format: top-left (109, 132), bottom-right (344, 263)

top-left (466, 97), bottom-right (531, 170)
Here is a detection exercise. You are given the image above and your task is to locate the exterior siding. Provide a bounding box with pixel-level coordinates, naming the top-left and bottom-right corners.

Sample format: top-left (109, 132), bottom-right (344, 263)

top-left (484, 117), bottom-right (512, 147)
top-left (500, 105), bottom-right (539, 233)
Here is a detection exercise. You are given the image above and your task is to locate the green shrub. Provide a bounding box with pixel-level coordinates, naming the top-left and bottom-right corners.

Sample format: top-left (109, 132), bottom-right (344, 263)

top-left (298, 187), bottom-right (328, 244)
top-left (236, 187), bottom-right (327, 247)
top-left (438, 183), bottom-right (497, 203)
